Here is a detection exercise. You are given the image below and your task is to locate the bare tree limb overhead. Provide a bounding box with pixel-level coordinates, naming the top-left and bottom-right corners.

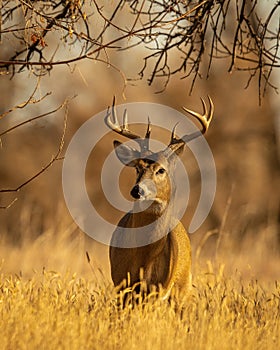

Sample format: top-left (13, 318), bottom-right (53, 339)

top-left (0, 1), bottom-right (279, 96)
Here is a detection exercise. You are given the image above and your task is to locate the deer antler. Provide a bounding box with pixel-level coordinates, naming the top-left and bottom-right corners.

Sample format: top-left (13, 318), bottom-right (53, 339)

top-left (169, 96), bottom-right (214, 146)
top-left (105, 96), bottom-right (141, 140)
top-left (105, 96), bottom-right (151, 153)
top-left (182, 95), bottom-right (214, 134)
top-left (106, 96), bottom-right (213, 151)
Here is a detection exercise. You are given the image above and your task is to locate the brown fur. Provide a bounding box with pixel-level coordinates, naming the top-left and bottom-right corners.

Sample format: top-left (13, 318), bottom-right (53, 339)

top-left (110, 150), bottom-right (192, 298)
top-left (106, 96), bottom-right (213, 299)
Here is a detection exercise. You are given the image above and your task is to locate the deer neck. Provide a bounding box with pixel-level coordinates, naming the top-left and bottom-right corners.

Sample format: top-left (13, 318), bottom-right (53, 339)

top-left (130, 201), bottom-right (176, 246)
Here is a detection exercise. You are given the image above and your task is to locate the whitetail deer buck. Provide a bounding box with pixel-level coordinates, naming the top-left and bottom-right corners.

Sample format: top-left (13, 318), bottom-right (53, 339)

top-left (105, 97), bottom-right (214, 300)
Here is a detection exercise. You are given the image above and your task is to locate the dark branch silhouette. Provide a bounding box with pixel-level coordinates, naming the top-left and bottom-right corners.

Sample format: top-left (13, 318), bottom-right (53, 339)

top-left (0, 97), bottom-right (69, 209)
top-left (0, 1), bottom-right (279, 95)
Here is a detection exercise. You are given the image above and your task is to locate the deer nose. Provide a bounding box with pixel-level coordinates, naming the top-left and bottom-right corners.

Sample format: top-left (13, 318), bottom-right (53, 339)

top-left (130, 184), bottom-right (145, 199)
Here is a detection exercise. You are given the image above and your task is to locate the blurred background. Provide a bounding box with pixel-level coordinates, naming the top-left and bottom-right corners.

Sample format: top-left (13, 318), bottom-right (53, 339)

top-left (0, 1), bottom-right (279, 281)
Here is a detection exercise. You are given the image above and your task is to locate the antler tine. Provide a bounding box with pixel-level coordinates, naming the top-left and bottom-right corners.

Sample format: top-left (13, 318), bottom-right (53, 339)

top-left (182, 95), bottom-right (214, 134)
top-left (123, 108), bottom-right (128, 131)
top-left (105, 96), bottom-right (119, 131)
top-left (105, 98), bottom-right (154, 154)
top-left (140, 116), bottom-right (152, 152)
top-left (168, 122), bottom-right (182, 146)
top-left (111, 95), bottom-right (119, 127)
top-left (105, 96), bottom-right (141, 140)
top-left (145, 116), bottom-right (151, 139)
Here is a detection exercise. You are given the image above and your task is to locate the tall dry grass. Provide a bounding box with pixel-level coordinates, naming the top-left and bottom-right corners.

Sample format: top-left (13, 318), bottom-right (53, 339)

top-left (0, 201), bottom-right (279, 350)
top-left (0, 262), bottom-right (279, 350)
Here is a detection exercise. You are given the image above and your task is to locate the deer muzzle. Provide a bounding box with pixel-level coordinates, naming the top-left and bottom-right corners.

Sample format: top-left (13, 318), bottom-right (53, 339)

top-left (130, 179), bottom-right (157, 201)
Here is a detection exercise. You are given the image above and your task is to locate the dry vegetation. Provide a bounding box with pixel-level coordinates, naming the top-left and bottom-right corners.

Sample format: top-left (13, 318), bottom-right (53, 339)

top-left (0, 85), bottom-right (279, 348)
top-left (0, 2), bottom-right (279, 349)
top-left (0, 260), bottom-right (279, 350)
top-left (0, 214), bottom-right (279, 350)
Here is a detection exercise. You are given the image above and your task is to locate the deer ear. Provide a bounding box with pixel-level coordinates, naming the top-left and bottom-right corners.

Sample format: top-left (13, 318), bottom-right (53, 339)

top-left (113, 140), bottom-right (140, 167)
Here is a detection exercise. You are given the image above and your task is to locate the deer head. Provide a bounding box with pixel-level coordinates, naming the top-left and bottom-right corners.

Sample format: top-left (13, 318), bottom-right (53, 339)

top-left (105, 96), bottom-right (214, 216)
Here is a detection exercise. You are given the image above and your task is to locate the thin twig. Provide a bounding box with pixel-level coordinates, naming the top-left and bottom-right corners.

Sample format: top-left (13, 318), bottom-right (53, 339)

top-left (0, 1), bottom-right (279, 96)
top-left (0, 99), bottom-right (69, 195)
top-left (0, 97), bottom-right (72, 137)
top-left (0, 76), bottom-right (50, 120)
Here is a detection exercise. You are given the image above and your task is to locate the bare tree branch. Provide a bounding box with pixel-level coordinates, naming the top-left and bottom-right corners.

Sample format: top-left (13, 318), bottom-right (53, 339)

top-left (0, 1), bottom-right (279, 96)
top-left (0, 96), bottom-right (71, 137)
top-left (0, 198), bottom-right (18, 209)
top-left (0, 98), bottom-right (69, 208)
top-left (0, 76), bottom-right (51, 120)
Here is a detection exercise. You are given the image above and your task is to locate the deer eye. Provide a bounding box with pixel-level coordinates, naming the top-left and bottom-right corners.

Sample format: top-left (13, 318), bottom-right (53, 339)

top-left (156, 168), bottom-right (166, 175)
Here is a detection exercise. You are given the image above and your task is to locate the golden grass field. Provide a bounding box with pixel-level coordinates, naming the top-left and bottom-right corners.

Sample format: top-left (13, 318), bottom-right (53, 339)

top-left (0, 263), bottom-right (279, 350)
top-left (0, 221), bottom-right (279, 350)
